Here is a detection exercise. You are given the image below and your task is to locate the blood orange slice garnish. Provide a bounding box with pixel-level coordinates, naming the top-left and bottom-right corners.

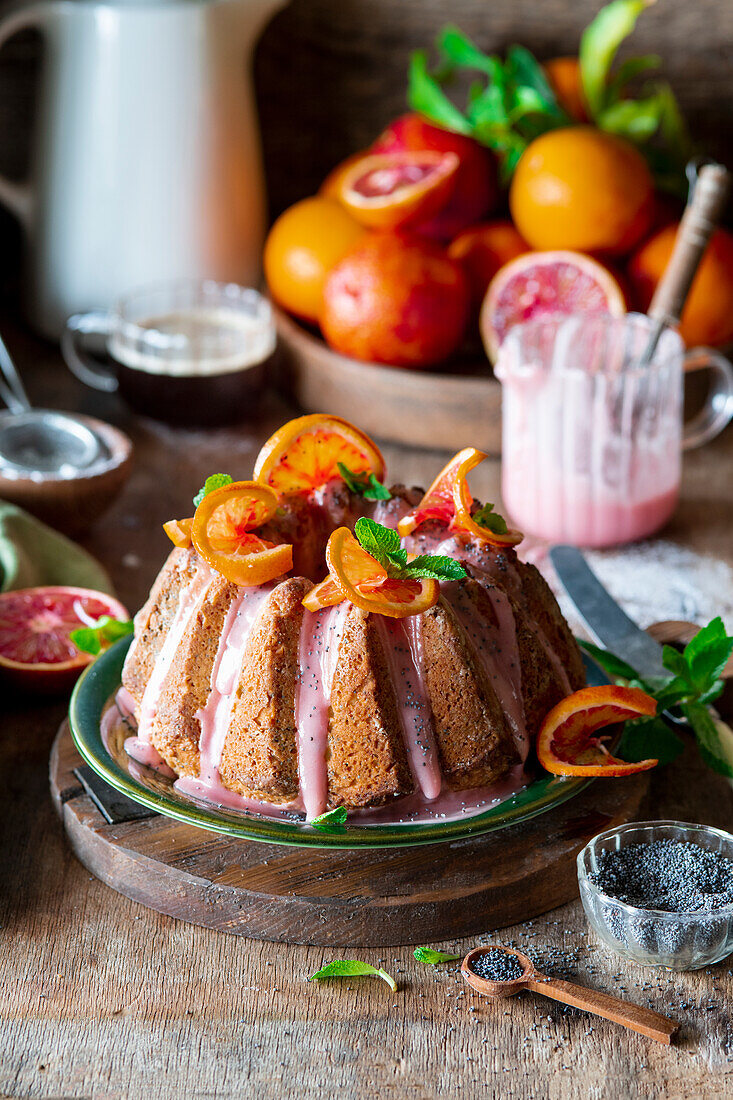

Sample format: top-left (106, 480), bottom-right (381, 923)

top-left (0, 586), bottom-right (130, 693)
top-left (304, 526), bottom-right (439, 618)
top-left (479, 249), bottom-right (627, 362)
top-left (191, 481), bottom-right (293, 586)
top-left (398, 447), bottom-right (522, 547)
top-left (254, 414), bottom-right (386, 495)
top-left (536, 685), bottom-right (659, 777)
top-left (337, 150), bottom-right (459, 230)
top-left (163, 518), bottom-right (193, 548)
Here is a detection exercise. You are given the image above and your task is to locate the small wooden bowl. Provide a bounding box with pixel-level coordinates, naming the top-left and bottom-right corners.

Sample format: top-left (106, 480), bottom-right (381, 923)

top-left (0, 414), bottom-right (133, 534)
top-left (274, 308), bottom-right (502, 454)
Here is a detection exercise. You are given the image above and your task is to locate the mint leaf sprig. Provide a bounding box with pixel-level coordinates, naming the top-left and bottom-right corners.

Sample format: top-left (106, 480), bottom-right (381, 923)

top-left (472, 502), bottom-right (509, 536)
top-left (309, 960), bottom-right (397, 992)
top-left (354, 517), bottom-right (466, 583)
top-left (337, 462), bottom-right (392, 502)
top-left (193, 473), bottom-right (233, 508)
top-left (580, 617), bottom-right (733, 776)
top-left (71, 616), bottom-right (134, 656)
top-left (414, 947), bottom-right (462, 965)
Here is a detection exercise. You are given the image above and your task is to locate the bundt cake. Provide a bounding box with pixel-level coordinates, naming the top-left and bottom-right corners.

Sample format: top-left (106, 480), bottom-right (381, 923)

top-left (117, 416), bottom-right (585, 822)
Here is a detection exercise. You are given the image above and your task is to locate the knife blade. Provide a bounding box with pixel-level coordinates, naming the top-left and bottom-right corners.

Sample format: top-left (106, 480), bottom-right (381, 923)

top-left (549, 544), bottom-right (668, 681)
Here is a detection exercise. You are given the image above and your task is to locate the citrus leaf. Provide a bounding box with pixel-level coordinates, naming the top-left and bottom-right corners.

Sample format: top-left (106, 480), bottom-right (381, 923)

top-left (437, 25), bottom-right (500, 78)
top-left (193, 473), bottom-right (233, 508)
top-left (414, 947), bottom-right (463, 964)
top-left (579, 0), bottom-right (650, 118)
top-left (407, 49), bottom-right (473, 135)
top-left (606, 53), bottom-right (661, 98)
top-left (597, 95), bottom-right (664, 142)
top-left (309, 960), bottom-right (397, 992)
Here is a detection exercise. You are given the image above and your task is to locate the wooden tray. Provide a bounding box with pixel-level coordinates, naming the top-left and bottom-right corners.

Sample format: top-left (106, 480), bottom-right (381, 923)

top-left (274, 308), bottom-right (502, 455)
top-left (51, 720), bottom-right (648, 947)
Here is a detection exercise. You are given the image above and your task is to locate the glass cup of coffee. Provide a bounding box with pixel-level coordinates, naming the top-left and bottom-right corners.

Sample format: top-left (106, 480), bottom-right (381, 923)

top-left (61, 280), bottom-right (276, 427)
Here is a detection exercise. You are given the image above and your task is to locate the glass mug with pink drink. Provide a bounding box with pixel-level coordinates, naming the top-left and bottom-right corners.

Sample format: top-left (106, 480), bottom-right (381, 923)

top-left (495, 312), bottom-right (733, 548)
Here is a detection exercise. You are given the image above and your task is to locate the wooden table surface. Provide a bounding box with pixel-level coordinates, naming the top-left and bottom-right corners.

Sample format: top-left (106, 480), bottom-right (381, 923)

top-left (2, 324), bottom-right (733, 1100)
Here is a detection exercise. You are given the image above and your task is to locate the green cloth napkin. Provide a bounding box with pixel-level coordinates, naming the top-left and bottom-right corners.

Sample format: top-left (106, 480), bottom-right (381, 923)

top-left (0, 501), bottom-right (114, 594)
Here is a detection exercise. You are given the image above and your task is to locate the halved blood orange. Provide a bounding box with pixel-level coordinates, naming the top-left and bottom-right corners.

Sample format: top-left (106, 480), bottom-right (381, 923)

top-left (398, 447), bottom-right (522, 547)
top-left (536, 685), bottom-right (659, 777)
top-left (0, 586), bottom-right (129, 693)
top-left (163, 518), bottom-right (193, 548)
top-left (254, 414), bottom-right (386, 495)
top-left (191, 481), bottom-right (293, 586)
top-left (337, 151), bottom-right (459, 230)
top-left (479, 249), bottom-right (627, 362)
top-left (317, 526), bottom-right (439, 618)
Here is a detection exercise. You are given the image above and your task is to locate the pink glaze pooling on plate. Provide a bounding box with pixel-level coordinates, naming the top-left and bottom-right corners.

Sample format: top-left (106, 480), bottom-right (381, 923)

top-left (376, 614), bottom-right (442, 800)
top-left (294, 601), bottom-right (349, 821)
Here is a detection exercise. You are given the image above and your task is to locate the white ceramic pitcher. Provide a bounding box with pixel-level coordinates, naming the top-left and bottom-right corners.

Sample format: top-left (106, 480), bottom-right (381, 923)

top-left (0, 0), bottom-right (285, 338)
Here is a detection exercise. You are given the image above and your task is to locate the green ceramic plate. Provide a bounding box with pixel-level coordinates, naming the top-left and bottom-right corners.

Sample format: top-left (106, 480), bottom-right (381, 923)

top-left (69, 636), bottom-right (607, 850)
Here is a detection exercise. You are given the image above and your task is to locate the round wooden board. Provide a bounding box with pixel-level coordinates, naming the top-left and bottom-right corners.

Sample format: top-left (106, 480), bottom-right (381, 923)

top-left (50, 720), bottom-right (649, 947)
top-left (274, 308), bottom-right (502, 455)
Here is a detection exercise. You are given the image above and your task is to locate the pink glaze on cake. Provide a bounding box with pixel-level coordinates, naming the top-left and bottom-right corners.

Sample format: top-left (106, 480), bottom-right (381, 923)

top-left (295, 602), bottom-right (349, 821)
top-left (376, 615), bottom-right (442, 800)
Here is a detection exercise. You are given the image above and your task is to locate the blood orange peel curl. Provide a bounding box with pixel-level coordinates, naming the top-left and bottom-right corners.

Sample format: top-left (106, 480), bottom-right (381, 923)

top-left (536, 685), bottom-right (659, 777)
top-left (191, 481), bottom-right (293, 586)
top-left (398, 447), bottom-right (522, 548)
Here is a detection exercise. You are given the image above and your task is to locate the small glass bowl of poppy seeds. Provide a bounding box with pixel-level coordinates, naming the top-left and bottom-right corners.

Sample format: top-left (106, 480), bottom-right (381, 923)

top-left (578, 821), bottom-right (733, 970)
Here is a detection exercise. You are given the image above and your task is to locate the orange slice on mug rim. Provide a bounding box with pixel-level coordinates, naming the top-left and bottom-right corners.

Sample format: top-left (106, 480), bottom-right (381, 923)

top-left (536, 685), bottom-right (659, 777)
top-left (254, 414), bottom-right (386, 495)
top-left (191, 481), bottom-right (293, 586)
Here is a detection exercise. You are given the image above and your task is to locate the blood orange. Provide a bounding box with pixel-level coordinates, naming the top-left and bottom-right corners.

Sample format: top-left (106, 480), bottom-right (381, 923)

top-left (337, 151), bottom-right (459, 230)
top-left (0, 586), bottom-right (129, 693)
top-left (479, 250), bottom-right (626, 362)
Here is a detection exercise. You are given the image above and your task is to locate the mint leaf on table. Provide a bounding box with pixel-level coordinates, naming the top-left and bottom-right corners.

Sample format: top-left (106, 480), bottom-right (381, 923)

top-left (403, 555), bottom-right (467, 582)
top-left (311, 806), bottom-right (348, 828)
top-left (193, 473), bottom-right (233, 508)
top-left (413, 947), bottom-right (463, 965)
top-left (70, 616), bottom-right (134, 656)
top-left (309, 960), bottom-right (397, 992)
top-left (683, 617), bottom-right (733, 694)
top-left (337, 463), bottom-right (391, 502)
top-left (472, 502), bottom-right (509, 536)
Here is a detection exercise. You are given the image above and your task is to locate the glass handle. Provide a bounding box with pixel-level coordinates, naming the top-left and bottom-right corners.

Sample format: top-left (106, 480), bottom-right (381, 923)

top-left (682, 347), bottom-right (733, 450)
top-left (61, 310), bottom-right (118, 393)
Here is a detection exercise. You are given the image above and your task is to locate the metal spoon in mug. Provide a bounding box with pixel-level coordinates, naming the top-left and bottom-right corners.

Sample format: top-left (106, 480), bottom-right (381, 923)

top-left (0, 331), bottom-right (102, 476)
top-left (461, 946), bottom-right (679, 1045)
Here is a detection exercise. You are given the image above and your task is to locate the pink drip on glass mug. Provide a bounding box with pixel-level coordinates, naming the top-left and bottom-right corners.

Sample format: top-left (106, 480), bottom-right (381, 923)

top-left (494, 312), bottom-right (733, 548)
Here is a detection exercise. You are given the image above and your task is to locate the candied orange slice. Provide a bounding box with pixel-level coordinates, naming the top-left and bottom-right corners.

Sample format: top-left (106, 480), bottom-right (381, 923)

top-left (307, 526), bottom-right (439, 618)
top-left (536, 685), bottom-right (658, 777)
top-left (398, 447), bottom-right (523, 547)
top-left (302, 575), bottom-right (344, 613)
top-left (191, 481), bottom-right (293, 586)
top-left (163, 518), bottom-right (193, 548)
top-left (254, 414), bottom-right (386, 495)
